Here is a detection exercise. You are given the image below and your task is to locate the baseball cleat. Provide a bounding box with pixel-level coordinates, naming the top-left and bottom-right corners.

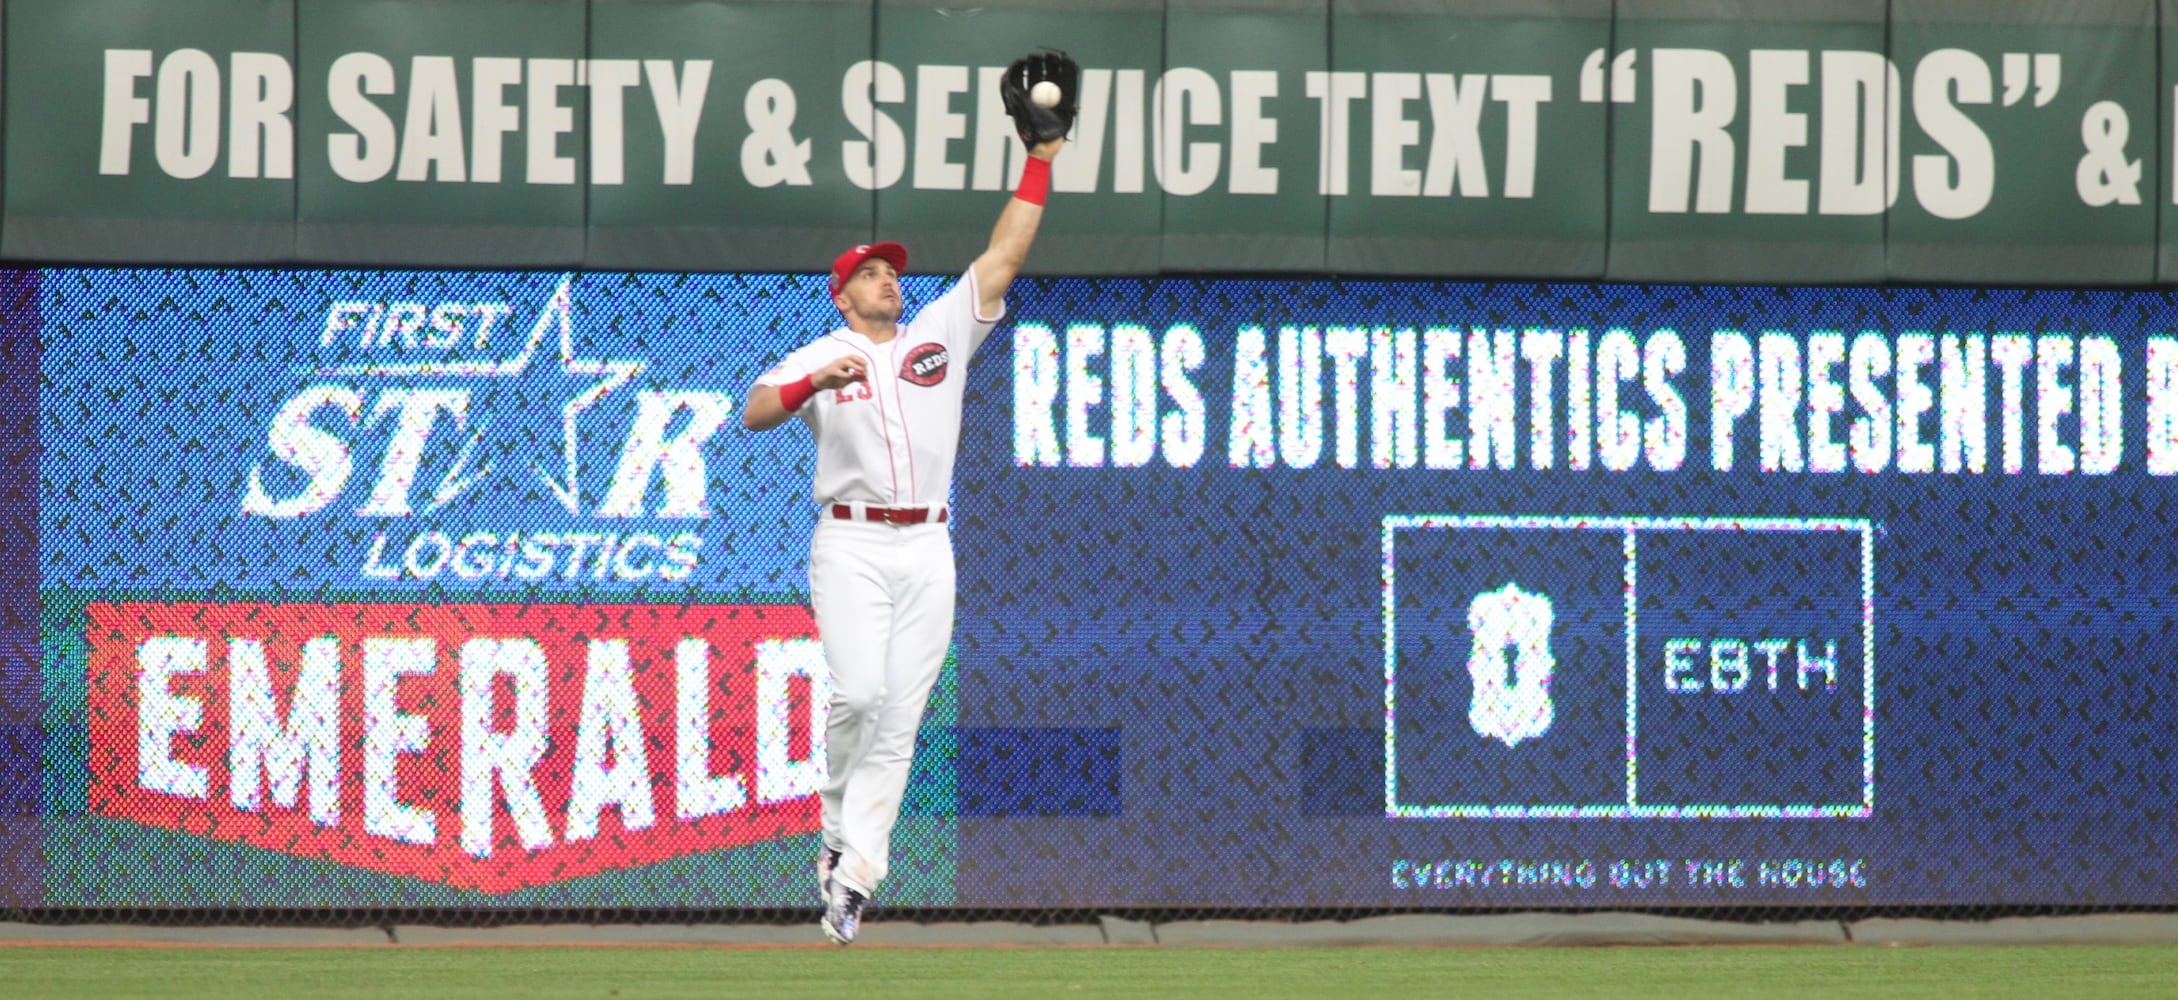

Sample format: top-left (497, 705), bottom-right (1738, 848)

top-left (817, 846), bottom-right (843, 900)
top-left (821, 882), bottom-right (869, 946)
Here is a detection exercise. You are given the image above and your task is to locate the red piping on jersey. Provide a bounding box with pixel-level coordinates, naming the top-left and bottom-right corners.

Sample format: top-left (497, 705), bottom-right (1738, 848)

top-left (828, 335), bottom-right (899, 504)
top-left (889, 337), bottom-right (919, 502)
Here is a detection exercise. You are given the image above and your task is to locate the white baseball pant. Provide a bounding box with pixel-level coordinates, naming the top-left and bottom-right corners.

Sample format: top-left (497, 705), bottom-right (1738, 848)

top-left (807, 517), bottom-right (955, 897)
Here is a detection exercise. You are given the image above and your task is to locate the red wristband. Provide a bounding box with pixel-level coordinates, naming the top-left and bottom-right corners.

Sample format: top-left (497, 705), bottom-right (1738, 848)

top-left (1015, 156), bottom-right (1051, 206)
top-left (778, 374), bottom-right (816, 412)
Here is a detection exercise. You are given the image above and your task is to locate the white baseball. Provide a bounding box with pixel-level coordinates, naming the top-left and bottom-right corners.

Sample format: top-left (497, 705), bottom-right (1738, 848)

top-left (1030, 80), bottom-right (1063, 109)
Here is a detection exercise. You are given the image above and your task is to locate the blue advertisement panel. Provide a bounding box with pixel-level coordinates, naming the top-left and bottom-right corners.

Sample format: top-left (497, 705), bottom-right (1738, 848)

top-left (41, 270), bottom-right (807, 595)
top-left (32, 268), bottom-right (2178, 907)
top-left (36, 269), bottom-right (957, 905)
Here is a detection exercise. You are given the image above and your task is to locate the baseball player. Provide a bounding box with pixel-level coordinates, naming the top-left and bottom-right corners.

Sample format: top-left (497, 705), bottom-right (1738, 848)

top-left (740, 50), bottom-right (1080, 946)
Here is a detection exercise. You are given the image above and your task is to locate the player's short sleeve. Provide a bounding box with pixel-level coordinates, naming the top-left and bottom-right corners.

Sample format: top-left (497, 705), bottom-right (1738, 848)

top-left (917, 267), bottom-right (1006, 358)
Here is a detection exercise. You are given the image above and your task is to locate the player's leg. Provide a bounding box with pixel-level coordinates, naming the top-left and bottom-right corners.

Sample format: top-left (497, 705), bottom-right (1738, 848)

top-left (807, 520), bottom-right (895, 891)
top-left (834, 524), bottom-right (956, 894)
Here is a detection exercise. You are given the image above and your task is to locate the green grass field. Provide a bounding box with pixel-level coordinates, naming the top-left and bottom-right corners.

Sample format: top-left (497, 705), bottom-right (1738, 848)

top-left (5, 944), bottom-right (2174, 999)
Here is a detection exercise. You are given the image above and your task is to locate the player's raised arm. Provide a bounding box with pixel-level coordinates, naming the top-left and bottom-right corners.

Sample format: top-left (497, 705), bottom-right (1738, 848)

top-left (971, 50), bottom-right (1079, 319)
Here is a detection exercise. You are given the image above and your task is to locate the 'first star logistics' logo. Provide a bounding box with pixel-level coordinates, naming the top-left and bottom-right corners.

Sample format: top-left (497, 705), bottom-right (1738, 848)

top-left (239, 277), bottom-right (734, 583)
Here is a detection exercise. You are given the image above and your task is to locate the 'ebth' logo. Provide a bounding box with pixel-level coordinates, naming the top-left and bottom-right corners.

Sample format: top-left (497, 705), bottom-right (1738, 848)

top-left (900, 343), bottom-right (949, 386)
top-left (1467, 583), bottom-right (1554, 747)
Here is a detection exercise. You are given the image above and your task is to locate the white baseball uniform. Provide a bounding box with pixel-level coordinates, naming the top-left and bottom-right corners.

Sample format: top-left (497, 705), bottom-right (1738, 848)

top-left (755, 268), bottom-right (1002, 897)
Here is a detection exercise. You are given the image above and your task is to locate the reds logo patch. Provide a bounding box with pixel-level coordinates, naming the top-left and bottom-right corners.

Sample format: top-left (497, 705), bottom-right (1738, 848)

top-left (900, 343), bottom-right (950, 386)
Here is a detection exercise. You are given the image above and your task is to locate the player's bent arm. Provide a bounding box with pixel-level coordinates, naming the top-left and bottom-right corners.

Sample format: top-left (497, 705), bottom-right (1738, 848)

top-left (743, 355), bottom-right (868, 431)
top-left (970, 139), bottom-right (1064, 318)
top-left (741, 384), bottom-right (795, 432)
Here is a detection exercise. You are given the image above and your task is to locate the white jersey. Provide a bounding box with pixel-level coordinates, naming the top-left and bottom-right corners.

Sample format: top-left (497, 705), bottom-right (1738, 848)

top-left (756, 268), bottom-right (1002, 506)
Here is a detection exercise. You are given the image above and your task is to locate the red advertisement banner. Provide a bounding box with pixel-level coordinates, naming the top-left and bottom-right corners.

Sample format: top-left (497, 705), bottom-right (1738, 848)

top-left (87, 603), bottom-right (826, 893)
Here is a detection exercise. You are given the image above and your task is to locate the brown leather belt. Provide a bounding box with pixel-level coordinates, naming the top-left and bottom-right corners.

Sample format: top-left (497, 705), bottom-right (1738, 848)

top-left (829, 503), bottom-right (948, 525)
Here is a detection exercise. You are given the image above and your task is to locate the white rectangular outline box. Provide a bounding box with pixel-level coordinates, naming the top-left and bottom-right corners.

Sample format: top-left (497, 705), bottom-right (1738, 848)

top-left (1383, 515), bottom-right (1874, 820)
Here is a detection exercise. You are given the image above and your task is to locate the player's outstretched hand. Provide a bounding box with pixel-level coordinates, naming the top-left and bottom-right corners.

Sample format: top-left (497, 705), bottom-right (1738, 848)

top-left (1000, 49), bottom-right (1080, 149)
top-left (810, 356), bottom-right (867, 391)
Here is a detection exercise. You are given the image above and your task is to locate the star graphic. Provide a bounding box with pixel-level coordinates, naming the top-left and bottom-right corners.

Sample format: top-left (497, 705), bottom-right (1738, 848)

top-left (315, 275), bottom-right (646, 515)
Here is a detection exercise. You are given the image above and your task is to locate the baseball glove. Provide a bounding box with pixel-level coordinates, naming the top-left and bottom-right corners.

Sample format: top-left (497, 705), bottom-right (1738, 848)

top-left (999, 49), bottom-right (1080, 147)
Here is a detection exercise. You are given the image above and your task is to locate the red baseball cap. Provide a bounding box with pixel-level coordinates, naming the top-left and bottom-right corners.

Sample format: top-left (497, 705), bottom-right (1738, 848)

top-left (829, 241), bottom-right (909, 297)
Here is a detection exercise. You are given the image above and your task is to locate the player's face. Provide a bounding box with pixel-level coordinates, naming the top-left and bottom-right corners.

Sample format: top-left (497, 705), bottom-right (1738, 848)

top-left (835, 259), bottom-right (903, 325)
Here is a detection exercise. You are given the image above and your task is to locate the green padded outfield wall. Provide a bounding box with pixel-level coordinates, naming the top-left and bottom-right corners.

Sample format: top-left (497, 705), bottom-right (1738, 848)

top-left (1, 0), bottom-right (2175, 283)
